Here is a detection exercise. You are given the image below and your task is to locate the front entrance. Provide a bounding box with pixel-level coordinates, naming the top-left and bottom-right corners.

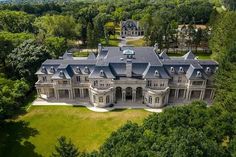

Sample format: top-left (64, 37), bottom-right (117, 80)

top-left (126, 87), bottom-right (132, 100)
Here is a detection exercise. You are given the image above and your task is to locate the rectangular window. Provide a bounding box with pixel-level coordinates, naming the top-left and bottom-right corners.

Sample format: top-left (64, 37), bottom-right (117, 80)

top-left (147, 80), bottom-right (152, 87)
top-left (76, 76), bottom-right (80, 82)
top-left (155, 97), bottom-right (159, 103)
top-left (148, 96), bottom-right (152, 103)
top-left (63, 81), bottom-right (67, 84)
top-left (85, 76), bottom-right (89, 82)
top-left (42, 76), bottom-right (47, 82)
top-left (94, 80), bottom-right (98, 86)
top-left (99, 97), bottom-right (103, 103)
top-left (178, 77), bottom-right (182, 83)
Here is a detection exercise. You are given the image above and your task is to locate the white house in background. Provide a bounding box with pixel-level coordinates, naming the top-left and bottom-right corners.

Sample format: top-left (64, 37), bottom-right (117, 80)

top-left (35, 44), bottom-right (218, 108)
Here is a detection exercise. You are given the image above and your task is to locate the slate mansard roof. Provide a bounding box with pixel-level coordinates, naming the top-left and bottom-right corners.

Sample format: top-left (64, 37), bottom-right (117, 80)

top-left (36, 46), bottom-right (218, 80)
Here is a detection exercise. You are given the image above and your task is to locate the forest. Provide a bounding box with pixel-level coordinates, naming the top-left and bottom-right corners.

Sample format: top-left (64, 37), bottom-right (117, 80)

top-left (0, 0), bottom-right (236, 156)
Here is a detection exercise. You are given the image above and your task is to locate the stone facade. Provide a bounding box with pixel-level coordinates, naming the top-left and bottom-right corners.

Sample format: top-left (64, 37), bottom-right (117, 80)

top-left (120, 20), bottom-right (144, 37)
top-left (35, 44), bottom-right (218, 108)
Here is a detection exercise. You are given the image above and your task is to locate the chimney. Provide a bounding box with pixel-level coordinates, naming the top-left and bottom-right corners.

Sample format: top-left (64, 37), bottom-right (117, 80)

top-left (98, 43), bottom-right (102, 54)
top-left (126, 59), bottom-right (132, 77)
top-left (153, 43), bottom-right (158, 53)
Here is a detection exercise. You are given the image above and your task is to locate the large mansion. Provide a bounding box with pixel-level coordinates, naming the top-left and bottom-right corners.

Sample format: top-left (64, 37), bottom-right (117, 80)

top-left (35, 44), bottom-right (218, 108)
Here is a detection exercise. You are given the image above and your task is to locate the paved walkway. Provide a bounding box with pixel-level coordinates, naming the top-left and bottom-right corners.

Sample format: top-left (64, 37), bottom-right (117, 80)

top-left (32, 98), bottom-right (163, 113)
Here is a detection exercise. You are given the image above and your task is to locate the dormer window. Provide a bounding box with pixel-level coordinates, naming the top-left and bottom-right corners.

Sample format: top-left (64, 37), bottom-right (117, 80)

top-left (59, 70), bottom-right (64, 78)
top-left (154, 70), bottom-right (159, 77)
top-left (50, 66), bottom-right (55, 73)
top-left (170, 67), bottom-right (175, 73)
top-left (41, 66), bottom-right (47, 73)
top-left (206, 67), bottom-right (211, 73)
top-left (100, 70), bottom-right (105, 77)
top-left (196, 71), bottom-right (202, 78)
top-left (178, 67), bottom-right (184, 73)
top-left (84, 66), bottom-right (90, 74)
top-left (76, 66), bottom-right (81, 74)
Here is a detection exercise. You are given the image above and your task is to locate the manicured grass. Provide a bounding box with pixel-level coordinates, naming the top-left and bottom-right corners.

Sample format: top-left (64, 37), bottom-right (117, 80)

top-left (73, 51), bottom-right (90, 57)
top-left (126, 38), bottom-right (146, 46)
top-left (100, 34), bottom-right (120, 46)
top-left (8, 106), bottom-right (150, 157)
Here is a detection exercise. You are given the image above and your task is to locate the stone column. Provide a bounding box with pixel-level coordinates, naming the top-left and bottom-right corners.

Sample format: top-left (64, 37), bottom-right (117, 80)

top-left (200, 90), bottom-right (205, 100)
top-left (80, 88), bottom-right (84, 98)
top-left (132, 90), bottom-right (136, 102)
top-left (185, 89), bottom-right (191, 101)
top-left (55, 89), bottom-right (59, 100)
top-left (68, 90), bottom-right (72, 99)
top-left (122, 89), bottom-right (126, 102)
top-left (188, 90), bottom-right (192, 100)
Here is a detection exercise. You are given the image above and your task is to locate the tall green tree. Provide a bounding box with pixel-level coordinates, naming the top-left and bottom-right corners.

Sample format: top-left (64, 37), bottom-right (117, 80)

top-left (34, 14), bottom-right (81, 39)
top-left (51, 136), bottom-right (80, 157)
top-left (44, 36), bottom-right (68, 58)
top-left (7, 39), bottom-right (51, 84)
top-left (0, 10), bottom-right (35, 33)
top-left (0, 36), bottom-right (13, 67)
top-left (0, 76), bottom-right (30, 119)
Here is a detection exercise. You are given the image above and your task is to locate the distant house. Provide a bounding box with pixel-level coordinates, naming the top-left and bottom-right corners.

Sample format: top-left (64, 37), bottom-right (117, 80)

top-left (177, 24), bottom-right (209, 48)
top-left (120, 20), bottom-right (144, 37)
top-left (35, 44), bottom-right (218, 108)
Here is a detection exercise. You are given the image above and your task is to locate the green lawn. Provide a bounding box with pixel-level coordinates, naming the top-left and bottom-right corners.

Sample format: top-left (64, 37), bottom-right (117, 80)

top-left (3, 106), bottom-right (150, 157)
top-left (126, 38), bottom-right (146, 46)
top-left (100, 34), bottom-right (120, 46)
top-left (73, 51), bottom-right (90, 57)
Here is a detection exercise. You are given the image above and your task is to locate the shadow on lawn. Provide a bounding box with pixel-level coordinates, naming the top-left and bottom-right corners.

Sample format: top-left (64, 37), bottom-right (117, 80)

top-left (0, 121), bottom-right (42, 157)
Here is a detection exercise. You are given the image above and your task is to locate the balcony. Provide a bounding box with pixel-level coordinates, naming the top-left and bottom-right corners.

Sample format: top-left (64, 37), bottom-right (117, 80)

top-left (55, 83), bottom-right (72, 88)
top-left (35, 80), bottom-right (53, 87)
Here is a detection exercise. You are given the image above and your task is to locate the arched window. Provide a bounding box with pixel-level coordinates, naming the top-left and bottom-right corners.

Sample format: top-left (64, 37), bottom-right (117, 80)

top-left (106, 95), bottom-right (110, 103)
top-left (148, 96), bottom-right (152, 103)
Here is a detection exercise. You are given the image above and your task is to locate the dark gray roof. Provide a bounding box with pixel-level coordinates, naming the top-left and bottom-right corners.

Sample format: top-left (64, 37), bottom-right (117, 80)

top-left (36, 46), bottom-right (218, 80)
top-left (159, 50), bottom-right (170, 60)
top-left (87, 52), bottom-right (96, 60)
top-left (182, 51), bottom-right (196, 60)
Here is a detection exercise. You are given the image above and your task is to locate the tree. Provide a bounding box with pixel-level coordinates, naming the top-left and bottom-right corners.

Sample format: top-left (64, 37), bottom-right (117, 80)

top-left (0, 76), bottom-right (30, 119)
top-left (209, 11), bottom-right (236, 61)
top-left (0, 36), bottom-right (13, 67)
top-left (51, 136), bottom-right (79, 157)
top-left (44, 36), bottom-right (68, 58)
top-left (34, 15), bottom-right (81, 39)
top-left (0, 10), bottom-right (35, 33)
top-left (0, 31), bottom-right (34, 47)
top-left (86, 23), bottom-right (98, 48)
top-left (7, 39), bottom-right (51, 84)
